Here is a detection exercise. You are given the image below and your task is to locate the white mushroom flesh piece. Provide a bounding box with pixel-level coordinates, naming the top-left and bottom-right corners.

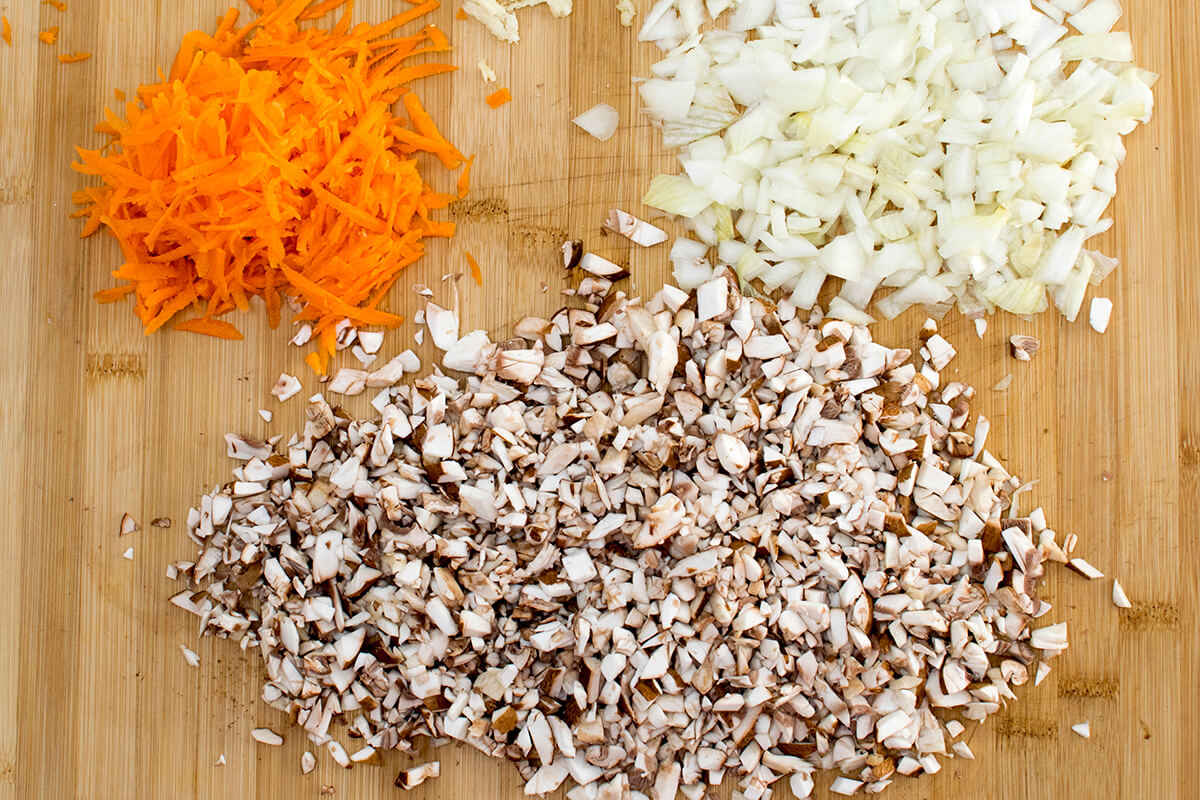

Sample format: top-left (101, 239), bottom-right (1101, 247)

top-left (174, 264), bottom-right (1081, 798)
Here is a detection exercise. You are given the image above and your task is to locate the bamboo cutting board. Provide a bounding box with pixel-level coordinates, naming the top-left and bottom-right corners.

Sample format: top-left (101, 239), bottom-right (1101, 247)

top-left (0, 1), bottom-right (1196, 798)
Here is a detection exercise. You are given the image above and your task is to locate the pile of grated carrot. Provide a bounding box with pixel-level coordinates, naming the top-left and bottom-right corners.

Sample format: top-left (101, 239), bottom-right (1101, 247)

top-left (72, 0), bottom-right (469, 374)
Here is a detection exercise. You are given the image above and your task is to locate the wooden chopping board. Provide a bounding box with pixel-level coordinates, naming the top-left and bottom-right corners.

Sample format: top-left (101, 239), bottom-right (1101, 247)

top-left (0, 1), bottom-right (1196, 798)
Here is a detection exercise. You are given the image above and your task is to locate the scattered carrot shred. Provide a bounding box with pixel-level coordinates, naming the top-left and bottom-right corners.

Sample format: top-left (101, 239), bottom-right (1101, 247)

top-left (2, 16), bottom-right (11, 46)
top-left (43, 0), bottom-right (68, 10)
top-left (486, 87), bottom-right (511, 108)
top-left (94, 285), bottom-right (134, 303)
top-left (113, 88), bottom-right (125, 101)
top-left (73, 0), bottom-right (469, 373)
top-left (455, 8), bottom-right (468, 19)
top-left (304, 351), bottom-right (326, 375)
top-left (39, 27), bottom-right (60, 45)
top-left (457, 155), bottom-right (474, 198)
top-left (58, 51), bottom-right (92, 62)
top-left (173, 317), bottom-right (244, 340)
top-left (465, 251), bottom-right (482, 287)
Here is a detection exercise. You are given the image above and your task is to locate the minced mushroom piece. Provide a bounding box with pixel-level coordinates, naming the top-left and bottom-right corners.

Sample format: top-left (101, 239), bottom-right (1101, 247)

top-left (604, 209), bottom-right (668, 247)
top-left (1067, 558), bottom-right (1104, 580)
top-left (173, 262), bottom-right (1082, 799)
top-left (271, 372), bottom-right (302, 402)
top-left (179, 645), bottom-right (200, 667)
top-left (251, 728), bottom-right (283, 746)
top-left (1009, 335), bottom-right (1041, 361)
top-left (396, 761), bottom-right (440, 790)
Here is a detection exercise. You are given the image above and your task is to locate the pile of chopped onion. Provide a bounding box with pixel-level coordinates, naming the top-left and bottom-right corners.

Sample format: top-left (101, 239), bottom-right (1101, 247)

top-left (635, 0), bottom-right (1155, 322)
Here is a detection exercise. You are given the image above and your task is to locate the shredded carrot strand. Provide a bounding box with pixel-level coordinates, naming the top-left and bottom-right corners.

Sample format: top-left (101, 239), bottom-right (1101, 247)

top-left (43, 0), bottom-right (68, 10)
top-left (1, 17), bottom-right (11, 46)
top-left (455, 8), bottom-right (468, 20)
top-left (94, 285), bottom-right (135, 303)
top-left (465, 251), bottom-right (482, 286)
top-left (58, 52), bottom-right (92, 62)
top-left (173, 317), bottom-right (244, 340)
top-left (486, 87), bottom-right (511, 108)
top-left (457, 155), bottom-right (474, 198)
top-left (39, 27), bottom-right (60, 45)
top-left (73, 0), bottom-right (469, 372)
top-left (301, 351), bottom-right (322, 375)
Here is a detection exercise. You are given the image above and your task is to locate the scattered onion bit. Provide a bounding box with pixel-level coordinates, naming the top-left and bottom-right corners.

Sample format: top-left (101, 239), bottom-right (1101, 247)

top-left (43, 0), bottom-right (67, 10)
top-left (1, 16), bottom-right (11, 46)
top-left (486, 87), bottom-right (511, 108)
top-left (465, 251), bottom-right (483, 286)
top-left (57, 51), bottom-right (91, 62)
top-left (39, 27), bottom-right (60, 45)
top-left (71, 0), bottom-right (466, 375)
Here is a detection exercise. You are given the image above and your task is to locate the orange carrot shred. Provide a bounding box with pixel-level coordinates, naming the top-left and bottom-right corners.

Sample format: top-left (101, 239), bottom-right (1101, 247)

top-left (39, 27), bottom-right (60, 45)
top-left (58, 52), bottom-right (92, 62)
top-left (173, 317), bottom-right (244, 340)
top-left (486, 87), bottom-right (511, 109)
top-left (457, 155), bottom-right (474, 198)
top-left (304, 351), bottom-right (327, 376)
top-left (43, 0), bottom-right (68, 10)
top-left (465, 251), bottom-right (482, 287)
top-left (1, 17), bottom-right (11, 46)
top-left (94, 285), bottom-right (135, 303)
top-left (113, 88), bottom-right (125, 101)
top-left (73, 0), bottom-right (466, 373)
top-left (455, 8), bottom-right (468, 20)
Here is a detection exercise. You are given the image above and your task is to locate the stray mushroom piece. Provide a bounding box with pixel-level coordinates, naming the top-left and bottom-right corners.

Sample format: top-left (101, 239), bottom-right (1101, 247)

top-left (1009, 335), bottom-right (1041, 362)
top-left (396, 761), bottom-right (440, 790)
top-left (251, 728), bottom-right (283, 746)
top-left (271, 372), bottom-right (302, 402)
top-left (604, 209), bottom-right (668, 247)
top-left (179, 645), bottom-right (200, 667)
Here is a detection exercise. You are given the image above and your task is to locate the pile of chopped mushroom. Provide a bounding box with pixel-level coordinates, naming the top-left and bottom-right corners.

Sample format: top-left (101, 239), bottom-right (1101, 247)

top-left (171, 261), bottom-right (1078, 798)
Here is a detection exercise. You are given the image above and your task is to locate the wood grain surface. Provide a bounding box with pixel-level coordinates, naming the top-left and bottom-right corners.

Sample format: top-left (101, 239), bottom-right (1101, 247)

top-left (0, 1), bottom-right (1196, 798)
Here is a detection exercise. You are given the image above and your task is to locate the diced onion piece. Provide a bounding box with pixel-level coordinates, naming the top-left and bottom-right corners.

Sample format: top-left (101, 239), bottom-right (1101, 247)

top-left (573, 104), bottom-right (620, 142)
top-left (986, 278), bottom-right (1049, 316)
top-left (669, 237), bottom-right (713, 289)
top-left (633, 0), bottom-right (1154, 322)
top-left (827, 297), bottom-right (876, 326)
top-left (1089, 296), bottom-right (1113, 333)
top-left (644, 174), bottom-right (714, 218)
